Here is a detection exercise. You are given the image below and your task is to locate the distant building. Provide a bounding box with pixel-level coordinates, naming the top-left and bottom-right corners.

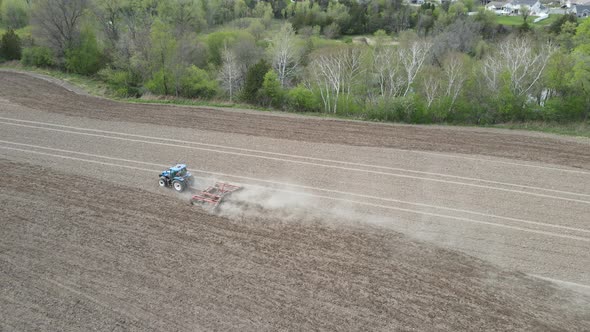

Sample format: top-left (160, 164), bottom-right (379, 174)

top-left (486, 0), bottom-right (547, 15)
top-left (486, 1), bottom-right (511, 14)
top-left (574, 4), bottom-right (590, 16)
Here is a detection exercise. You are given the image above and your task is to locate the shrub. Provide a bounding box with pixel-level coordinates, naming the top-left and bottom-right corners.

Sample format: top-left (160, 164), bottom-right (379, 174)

top-left (365, 96), bottom-right (418, 122)
top-left (179, 65), bottom-right (218, 99)
top-left (65, 28), bottom-right (103, 75)
top-left (0, 28), bottom-right (21, 60)
top-left (98, 68), bottom-right (141, 97)
top-left (286, 84), bottom-right (319, 112)
top-left (145, 69), bottom-right (173, 95)
top-left (542, 96), bottom-right (588, 122)
top-left (21, 46), bottom-right (54, 67)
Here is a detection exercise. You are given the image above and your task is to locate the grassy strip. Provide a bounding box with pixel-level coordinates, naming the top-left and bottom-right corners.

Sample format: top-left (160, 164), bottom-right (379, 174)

top-left (2, 63), bottom-right (589, 138)
top-left (1, 63), bottom-right (269, 111)
top-left (1, 64), bottom-right (110, 96)
top-left (491, 122), bottom-right (590, 138)
top-left (494, 14), bottom-right (560, 27)
top-left (123, 96), bottom-right (269, 112)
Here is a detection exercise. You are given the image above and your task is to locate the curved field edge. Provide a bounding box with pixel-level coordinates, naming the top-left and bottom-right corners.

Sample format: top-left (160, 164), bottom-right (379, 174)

top-left (1, 65), bottom-right (589, 139)
top-left (2, 69), bottom-right (589, 171)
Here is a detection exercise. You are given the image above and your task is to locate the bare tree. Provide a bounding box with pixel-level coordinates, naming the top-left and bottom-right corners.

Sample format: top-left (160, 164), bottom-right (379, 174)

top-left (482, 37), bottom-right (556, 98)
top-left (372, 46), bottom-right (404, 99)
top-left (399, 38), bottom-right (433, 96)
top-left (520, 5), bottom-right (531, 24)
top-left (421, 71), bottom-right (441, 108)
top-left (92, 0), bottom-right (122, 50)
top-left (31, 0), bottom-right (89, 56)
top-left (310, 47), bottom-right (363, 114)
top-left (269, 23), bottom-right (301, 87)
top-left (481, 54), bottom-right (502, 92)
top-left (341, 47), bottom-right (364, 102)
top-left (310, 51), bottom-right (342, 114)
top-left (430, 18), bottom-right (482, 65)
top-left (219, 43), bottom-right (243, 102)
top-left (442, 52), bottom-right (468, 111)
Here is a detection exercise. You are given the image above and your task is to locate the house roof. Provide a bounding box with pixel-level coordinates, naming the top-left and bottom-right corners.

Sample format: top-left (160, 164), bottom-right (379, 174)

top-left (513, 0), bottom-right (538, 6)
top-left (487, 1), bottom-right (506, 7)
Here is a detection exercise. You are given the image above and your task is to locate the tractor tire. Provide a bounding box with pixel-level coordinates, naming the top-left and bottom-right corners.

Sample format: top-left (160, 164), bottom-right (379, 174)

top-left (172, 180), bottom-right (186, 192)
top-left (158, 177), bottom-right (167, 187)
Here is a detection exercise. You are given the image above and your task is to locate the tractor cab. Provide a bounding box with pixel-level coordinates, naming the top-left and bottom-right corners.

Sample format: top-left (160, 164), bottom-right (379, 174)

top-left (169, 164), bottom-right (187, 177)
top-left (158, 164), bottom-right (193, 192)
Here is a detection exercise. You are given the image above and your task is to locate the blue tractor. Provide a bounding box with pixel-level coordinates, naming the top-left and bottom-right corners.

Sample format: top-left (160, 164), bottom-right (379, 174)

top-left (158, 164), bottom-right (193, 193)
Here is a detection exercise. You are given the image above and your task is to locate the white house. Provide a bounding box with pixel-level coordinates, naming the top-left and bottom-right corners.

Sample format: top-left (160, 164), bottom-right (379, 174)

top-left (486, 0), bottom-right (547, 15)
top-left (486, 1), bottom-right (511, 14)
top-left (505, 0), bottom-right (545, 15)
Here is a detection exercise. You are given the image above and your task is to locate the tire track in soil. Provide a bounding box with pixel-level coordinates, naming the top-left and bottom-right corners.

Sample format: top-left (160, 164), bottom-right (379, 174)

top-left (1, 159), bottom-right (590, 331)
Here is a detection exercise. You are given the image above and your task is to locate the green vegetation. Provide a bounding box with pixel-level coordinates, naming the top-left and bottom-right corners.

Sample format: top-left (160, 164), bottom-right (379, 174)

top-left (495, 14), bottom-right (560, 27)
top-left (0, 0), bottom-right (588, 134)
top-left (3, 63), bottom-right (588, 137)
top-left (21, 46), bottom-right (54, 67)
top-left (0, 28), bottom-right (20, 60)
top-left (492, 122), bottom-right (590, 138)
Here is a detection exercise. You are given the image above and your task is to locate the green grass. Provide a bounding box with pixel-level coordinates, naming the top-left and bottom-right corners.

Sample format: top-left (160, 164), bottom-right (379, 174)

top-left (492, 122), bottom-right (590, 138)
top-left (123, 97), bottom-right (269, 111)
top-left (495, 14), bottom-right (560, 27)
top-left (4, 64), bottom-right (110, 96)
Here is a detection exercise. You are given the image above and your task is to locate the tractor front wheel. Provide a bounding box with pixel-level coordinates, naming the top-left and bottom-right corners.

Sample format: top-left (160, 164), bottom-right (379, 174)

top-left (172, 180), bottom-right (186, 192)
top-left (158, 177), bottom-right (167, 187)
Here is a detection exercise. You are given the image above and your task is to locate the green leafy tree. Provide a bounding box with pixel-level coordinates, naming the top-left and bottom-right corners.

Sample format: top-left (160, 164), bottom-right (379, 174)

top-left (549, 13), bottom-right (576, 34)
top-left (448, 2), bottom-right (466, 19)
top-left (573, 18), bottom-right (590, 52)
top-left (158, 0), bottom-right (207, 35)
top-left (260, 69), bottom-right (283, 107)
top-left (252, 1), bottom-right (273, 27)
top-left (206, 30), bottom-right (241, 66)
top-left (146, 20), bottom-right (178, 95)
top-left (0, 28), bottom-right (22, 60)
top-left (65, 28), bottom-right (103, 75)
top-left (1, 0), bottom-right (29, 29)
top-left (241, 59), bottom-right (270, 103)
top-left (569, 20), bottom-right (590, 120)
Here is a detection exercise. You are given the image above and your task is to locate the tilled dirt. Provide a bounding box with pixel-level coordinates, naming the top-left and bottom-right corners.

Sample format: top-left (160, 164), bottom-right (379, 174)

top-left (1, 71), bottom-right (589, 170)
top-left (1, 160), bottom-right (589, 331)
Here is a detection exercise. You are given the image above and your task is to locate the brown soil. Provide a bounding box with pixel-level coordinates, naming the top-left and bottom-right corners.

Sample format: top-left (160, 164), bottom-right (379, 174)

top-left (1, 159), bottom-right (589, 331)
top-left (1, 71), bottom-right (589, 170)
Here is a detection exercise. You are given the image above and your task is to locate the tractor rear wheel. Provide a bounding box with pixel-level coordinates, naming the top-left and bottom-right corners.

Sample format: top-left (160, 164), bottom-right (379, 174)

top-left (172, 180), bottom-right (186, 192)
top-left (158, 177), bottom-right (167, 187)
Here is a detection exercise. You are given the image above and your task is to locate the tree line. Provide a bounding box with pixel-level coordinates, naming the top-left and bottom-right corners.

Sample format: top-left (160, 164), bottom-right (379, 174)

top-left (0, 0), bottom-right (589, 124)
